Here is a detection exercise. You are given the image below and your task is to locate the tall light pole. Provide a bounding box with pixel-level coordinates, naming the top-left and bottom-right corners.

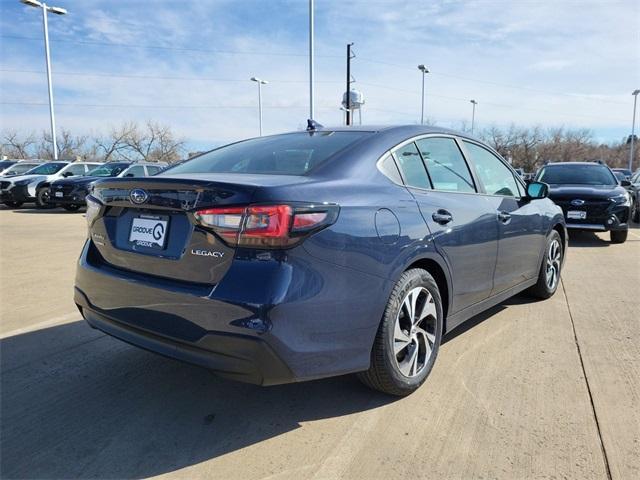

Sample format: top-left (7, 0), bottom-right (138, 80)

top-left (470, 99), bottom-right (478, 134)
top-left (21, 0), bottom-right (67, 160)
top-left (308, 0), bottom-right (315, 120)
top-left (250, 77), bottom-right (268, 136)
top-left (629, 89), bottom-right (640, 172)
top-left (417, 64), bottom-right (429, 124)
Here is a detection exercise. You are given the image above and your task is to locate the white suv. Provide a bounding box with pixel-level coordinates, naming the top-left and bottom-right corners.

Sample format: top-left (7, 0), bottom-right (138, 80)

top-left (0, 161), bottom-right (102, 208)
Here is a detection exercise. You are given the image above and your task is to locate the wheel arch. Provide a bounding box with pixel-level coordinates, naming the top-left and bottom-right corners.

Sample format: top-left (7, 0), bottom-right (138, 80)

top-left (404, 254), bottom-right (452, 328)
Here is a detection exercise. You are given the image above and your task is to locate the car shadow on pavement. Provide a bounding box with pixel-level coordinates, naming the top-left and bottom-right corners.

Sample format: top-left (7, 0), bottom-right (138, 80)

top-left (567, 230), bottom-right (611, 248)
top-left (0, 320), bottom-right (396, 479)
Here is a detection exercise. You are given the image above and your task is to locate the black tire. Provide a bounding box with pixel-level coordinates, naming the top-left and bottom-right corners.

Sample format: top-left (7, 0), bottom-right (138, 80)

top-left (35, 187), bottom-right (52, 208)
top-left (358, 268), bottom-right (443, 396)
top-left (3, 201), bottom-right (23, 208)
top-left (610, 229), bottom-right (628, 244)
top-left (632, 199), bottom-right (640, 223)
top-left (62, 204), bottom-right (81, 212)
top-left (528, 229), bottom-right (563, 299)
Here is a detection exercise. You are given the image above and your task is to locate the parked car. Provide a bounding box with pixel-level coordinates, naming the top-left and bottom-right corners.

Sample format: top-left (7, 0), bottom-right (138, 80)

top-left (0, 160), bottom-right (17, 174)
top-left (612, 168), bottom-right (632, 180)
top-left (75, 125), bottom-right (566, 396)
top-left (0, 160), bottom-right (43, 178)
top-left (535, 162), bottom-right (631, 243)
top-left (624, 170), bottom-right (640, 223)
top-left (0, 161), bottom-right (102, 208)
top-left (48, 161), bottom-right (166, 211)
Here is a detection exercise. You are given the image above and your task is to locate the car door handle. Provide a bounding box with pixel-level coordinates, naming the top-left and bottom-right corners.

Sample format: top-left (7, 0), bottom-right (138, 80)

top-left (497, 211), bottom-right (511, 223)
top-left (432, 210), bottom-right (453, 225)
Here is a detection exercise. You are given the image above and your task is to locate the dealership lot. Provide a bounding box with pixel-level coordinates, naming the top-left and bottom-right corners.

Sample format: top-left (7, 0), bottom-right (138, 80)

top-left (0, 207), bottom-right (638, 479)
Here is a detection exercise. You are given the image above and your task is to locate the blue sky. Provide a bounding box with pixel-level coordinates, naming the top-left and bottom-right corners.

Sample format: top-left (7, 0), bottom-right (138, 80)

top-left (0, 0), bottom-right (638, 153)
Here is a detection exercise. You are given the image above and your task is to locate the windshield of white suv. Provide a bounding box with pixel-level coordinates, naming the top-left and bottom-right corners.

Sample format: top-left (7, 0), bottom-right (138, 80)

top-left (27, 162), bottom-right (68, 175)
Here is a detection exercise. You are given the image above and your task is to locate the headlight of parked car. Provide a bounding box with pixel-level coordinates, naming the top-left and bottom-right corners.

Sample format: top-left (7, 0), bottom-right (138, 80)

top-left (609, 193), bottom-right (630, 206)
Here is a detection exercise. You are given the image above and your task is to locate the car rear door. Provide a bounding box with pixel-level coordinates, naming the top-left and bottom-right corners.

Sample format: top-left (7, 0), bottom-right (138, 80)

top-left (460, 140), bottom-right (546, 295)
top-left (393, 136), bottom-right (499, 314)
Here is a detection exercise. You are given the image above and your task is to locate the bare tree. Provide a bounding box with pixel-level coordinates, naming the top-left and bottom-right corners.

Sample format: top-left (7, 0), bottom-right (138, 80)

top-left (1, 129), bottom-right (37, 159)
top-left (122, 121), bottom-right (185, 163)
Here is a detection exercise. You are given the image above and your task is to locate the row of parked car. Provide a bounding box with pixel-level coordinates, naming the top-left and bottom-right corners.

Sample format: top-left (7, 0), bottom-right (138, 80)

top-left (0, 159), bottom-right (167, 210)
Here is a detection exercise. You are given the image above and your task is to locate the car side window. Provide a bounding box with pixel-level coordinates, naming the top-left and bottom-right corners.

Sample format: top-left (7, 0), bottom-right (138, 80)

top-left (146, 165), bottom-right (162, 175)
top-left (393, 143), bottom-right (431, 189)
top-left (66, 164), bottom-right (87, 176)
top-left (416, 137), bottom-right (475, 193)
top-left (463, 141), bottom-right (519, 197)
top-left (378, 153), bottom-right (403, 184)
top-left (124, 166), bottom-right (146, 177)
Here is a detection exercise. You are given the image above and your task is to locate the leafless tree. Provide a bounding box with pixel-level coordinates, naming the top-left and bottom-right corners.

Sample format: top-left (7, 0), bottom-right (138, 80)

top-left (1, 129), bottom-right (37, 159)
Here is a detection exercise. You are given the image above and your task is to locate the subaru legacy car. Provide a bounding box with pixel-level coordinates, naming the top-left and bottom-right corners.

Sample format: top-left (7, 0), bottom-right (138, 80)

top-left (536, 162), bottom-right (630, 243)
top-left (75, 125), bottom-right (566, 396)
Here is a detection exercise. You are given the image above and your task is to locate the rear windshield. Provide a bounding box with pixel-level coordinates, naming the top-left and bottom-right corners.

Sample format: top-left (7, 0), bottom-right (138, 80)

top-left (164, 131), bottom-right (369, 176)
top-left (537, 164), bottom-right (617, 186)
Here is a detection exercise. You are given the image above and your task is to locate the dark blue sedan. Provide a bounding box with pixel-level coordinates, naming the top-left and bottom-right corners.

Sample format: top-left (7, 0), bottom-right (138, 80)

top-left (74, 125), bottom-right (567, 396)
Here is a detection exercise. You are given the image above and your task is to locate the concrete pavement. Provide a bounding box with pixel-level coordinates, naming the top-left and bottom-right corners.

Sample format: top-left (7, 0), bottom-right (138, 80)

top-left (0, 206), bottom-right (638, 479)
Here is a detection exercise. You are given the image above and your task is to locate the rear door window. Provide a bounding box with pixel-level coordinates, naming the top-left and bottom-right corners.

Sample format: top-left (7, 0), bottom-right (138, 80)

top-left (416, 137), bottom-right (475, 193)
top-left (123, 166), bottom-right (146, 177)
top-left (393, 143), bottom-right (431, 189)
top-left (65, 164), bottom-right (88, 176)
top-left (146, 165), bottom-right (163, 175)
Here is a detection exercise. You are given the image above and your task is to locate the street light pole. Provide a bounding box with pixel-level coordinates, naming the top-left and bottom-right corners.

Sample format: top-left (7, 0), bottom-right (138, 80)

top-left (629, 89), bottom-right (640, 172)
top-left (470, 99), bottom-right (478, 134)
top-left (417, 64), bottom-right (429, 125)
top-left (308, 0), bottom-right (315, 120)
top-left (250, 77), bottom-right (268, 136)
top-left (21, 0), bottom-right (67, 160)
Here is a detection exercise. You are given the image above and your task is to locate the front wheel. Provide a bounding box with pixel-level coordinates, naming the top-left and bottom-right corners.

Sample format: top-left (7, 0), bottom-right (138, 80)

top-left (35, 187), bottom-right (52, 208)
top-left (358, 268), bottom-right (443, 396)
top-left (528, 230), bottom-right (563, 299)
top-left (631, 199), bottom-right (639, 223)
top-left (610, 229), bottom-right (628, 244)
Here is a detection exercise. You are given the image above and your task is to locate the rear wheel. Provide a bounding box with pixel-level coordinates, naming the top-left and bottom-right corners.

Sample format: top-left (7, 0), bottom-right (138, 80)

top-left (528, 230), bottom-right (563, 299)
top-left (35, 187), bottom-right (52, 208)
top-left (62, 204), bottom-right (81, 212)
top-left (3, 201), bottom-right (23, 208)
top-left (632, 198), bottom-right (640, 223)
top-left (358, 268), bottom-right (443, 396)
top-left (610, 229), bottom-right (628, 244)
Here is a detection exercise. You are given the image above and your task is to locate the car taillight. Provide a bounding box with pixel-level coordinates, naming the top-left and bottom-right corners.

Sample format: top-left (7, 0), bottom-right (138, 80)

top-left (194, 204), bottom-right (339, 248)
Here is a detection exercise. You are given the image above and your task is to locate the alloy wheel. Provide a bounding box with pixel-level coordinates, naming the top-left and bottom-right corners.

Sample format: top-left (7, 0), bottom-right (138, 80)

top-left (393, 287), bottom-right (437, 378)
top-left (545, 238), bottom-right (562, 290)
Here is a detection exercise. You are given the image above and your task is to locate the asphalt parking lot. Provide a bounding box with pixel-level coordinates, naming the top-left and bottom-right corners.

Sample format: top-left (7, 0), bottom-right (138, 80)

top-left (0, 206), bottom-right (638, 480)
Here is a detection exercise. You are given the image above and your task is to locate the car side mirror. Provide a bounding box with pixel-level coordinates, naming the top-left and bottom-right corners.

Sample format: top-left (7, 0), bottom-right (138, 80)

top-left (526, 181), bottom-right (548, 199)
top-left (621, 179), bottom-right (631, 187)
top-left (124, 173), bottom-right (134, 177)
top-left (62, 171), bottom-right (74, 177)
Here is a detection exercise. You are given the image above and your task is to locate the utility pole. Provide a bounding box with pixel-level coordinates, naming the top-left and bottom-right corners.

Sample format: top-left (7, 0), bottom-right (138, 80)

top-left (470, 99), bottom-right (478, 134)
top-left (250, 77), bottom-right (268, 136)
top-left (308, 0), bottom-right (315, 120)
top-left (630, 89), bottom-right (639, 172)
top-left (21, 0), bottom-right (67, 159)
top-left (417, 64), bottom-right (429, 124)
top-left (346, 43), bottom-right (354, 126)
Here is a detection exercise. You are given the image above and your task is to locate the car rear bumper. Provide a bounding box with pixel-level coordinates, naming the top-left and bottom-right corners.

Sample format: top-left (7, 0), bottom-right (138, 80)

top-left (74, 240), bottom-right (388, 385)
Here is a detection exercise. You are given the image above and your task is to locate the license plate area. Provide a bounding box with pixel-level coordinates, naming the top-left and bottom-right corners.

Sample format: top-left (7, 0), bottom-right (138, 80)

top-left (55, 191), bottom-right (63, 197)
top-left (129, 214), bottom-right (169, 250)
top-left (567, 210), bottom-right (587, 220)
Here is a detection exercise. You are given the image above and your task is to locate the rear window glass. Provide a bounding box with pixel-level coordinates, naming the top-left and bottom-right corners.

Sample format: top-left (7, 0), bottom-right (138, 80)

top-left (165, 131), bottom-right (369, 176)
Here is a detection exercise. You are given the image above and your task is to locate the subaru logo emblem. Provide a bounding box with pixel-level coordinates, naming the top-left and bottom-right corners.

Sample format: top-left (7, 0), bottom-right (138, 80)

top-left (130, 189), bottom-right (148, 204)
top-left (570, 199), bottom-right (585, 206)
